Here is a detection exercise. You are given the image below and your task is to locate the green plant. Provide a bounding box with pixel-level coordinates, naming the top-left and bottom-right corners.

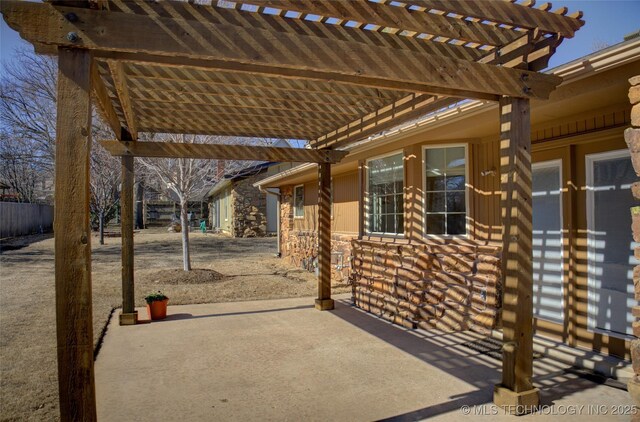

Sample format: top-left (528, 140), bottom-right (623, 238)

top-left (144, 291), bottom-right (168, 305)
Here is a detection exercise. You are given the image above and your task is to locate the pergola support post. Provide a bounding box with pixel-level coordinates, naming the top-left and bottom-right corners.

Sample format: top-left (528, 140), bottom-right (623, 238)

top-left (493, 96), bottom-right (540, 414)
top-left (54, 47), bottom-right (97, 421)
top-left (315, 162), bottom-right (334, 311)
top-left (119, 154), bottom-right (137, 325)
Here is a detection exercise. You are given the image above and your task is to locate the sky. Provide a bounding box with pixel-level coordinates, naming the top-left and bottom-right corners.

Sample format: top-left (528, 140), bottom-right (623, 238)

top-left (1, 1), bottom-right (639, 71)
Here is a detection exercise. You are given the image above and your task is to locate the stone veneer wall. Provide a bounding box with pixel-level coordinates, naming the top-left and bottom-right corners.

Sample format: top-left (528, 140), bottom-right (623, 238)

top-left (625, 75), bottom-right (640, 402)
top-left (279, 185), bottom-right (502, 332)
top-left (231, 173), bottom-right (268, 237)
top-left (351, 240), bottom-right (501, 333)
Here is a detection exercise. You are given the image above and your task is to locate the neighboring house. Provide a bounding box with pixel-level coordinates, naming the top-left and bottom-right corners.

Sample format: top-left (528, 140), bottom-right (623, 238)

top-left (208, 149), bottom-right (296, 237)
top-left (256, 38), bottom-right (640, 359)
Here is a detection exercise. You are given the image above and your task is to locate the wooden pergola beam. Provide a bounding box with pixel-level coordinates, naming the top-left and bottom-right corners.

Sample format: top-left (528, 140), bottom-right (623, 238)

top-left (99, 141), bottom-right (348, 164)
top-left (248, 0), bottom-right (522, 46)
top-left (412, 0), bottom-right (584, 37)
top-left (1, 1), bottom-right (562, 100)
top-left (106, 59), bottom-right (138, 140)
top-left (54, 46), bottom-right (97, 421)
top-left (91, 62), bottom-right (127, 140)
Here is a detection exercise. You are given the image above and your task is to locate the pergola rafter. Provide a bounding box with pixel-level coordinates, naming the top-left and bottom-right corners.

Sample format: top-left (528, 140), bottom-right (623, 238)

top-left (1, 0), bottom-right (585, 419)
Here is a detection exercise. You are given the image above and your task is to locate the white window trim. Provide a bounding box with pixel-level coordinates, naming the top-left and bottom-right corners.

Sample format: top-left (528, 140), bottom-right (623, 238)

top-left (364, 149), bottom-right (405, 238)
top-left (422, 143), bottom-right (469, 239)
top-left (293, 184), bottom-right (304, 219)
top-left (531, 159), bottom-right (564, 325)
top-left (585, 148), bottom-right (635, 340)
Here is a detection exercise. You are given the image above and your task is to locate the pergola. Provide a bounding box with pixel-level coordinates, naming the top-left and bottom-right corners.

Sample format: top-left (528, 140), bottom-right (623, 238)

top-left (1, 0), bottom-right (584, 419)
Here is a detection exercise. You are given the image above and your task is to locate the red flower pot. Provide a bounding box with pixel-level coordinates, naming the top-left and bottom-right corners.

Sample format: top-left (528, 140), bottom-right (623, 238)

top-left (147, 299), bottom-right (169, 320)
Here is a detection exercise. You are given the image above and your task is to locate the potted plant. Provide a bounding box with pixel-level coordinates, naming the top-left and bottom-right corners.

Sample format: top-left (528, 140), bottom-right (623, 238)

top-left (145, 291), bottom-right (169, 320)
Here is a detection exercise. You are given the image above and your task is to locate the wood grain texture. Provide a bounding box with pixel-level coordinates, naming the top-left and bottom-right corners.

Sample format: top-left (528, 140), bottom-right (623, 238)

top-left (1, 1), bottom-right (562, 100)
top-left (121, 155), bottom-right (134, 314)
top-left (317, 162), bottom-right (332, 301)
top-left (498, 96), bottom-right (537, 395)
top-left (99, 140), bottom-right (348, 164)
top-left (54, 47), bottom-right (97, 421)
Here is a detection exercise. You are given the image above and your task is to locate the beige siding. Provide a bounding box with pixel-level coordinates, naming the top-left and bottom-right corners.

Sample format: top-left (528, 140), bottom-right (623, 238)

top-left (332, 171), bottom-right (359, 234)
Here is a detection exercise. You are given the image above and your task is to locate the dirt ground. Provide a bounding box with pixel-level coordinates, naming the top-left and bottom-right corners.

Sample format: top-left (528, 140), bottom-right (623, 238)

top-left (0, 229), bottom-right (350, 421)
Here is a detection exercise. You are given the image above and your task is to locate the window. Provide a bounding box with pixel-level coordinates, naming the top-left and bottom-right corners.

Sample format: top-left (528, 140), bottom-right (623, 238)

top-left (293, 185), bottom-right (304, 218)
top-left (367, 152), bottom-right (404, 235)
top-left (424, 145), bottom-right (467, 236)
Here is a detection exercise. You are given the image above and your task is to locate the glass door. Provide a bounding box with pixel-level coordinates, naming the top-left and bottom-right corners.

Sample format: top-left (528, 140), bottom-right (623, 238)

top-left (532, 160), bottom-right (564, 323)
top-left (586, 149), bottom-right (638, 338)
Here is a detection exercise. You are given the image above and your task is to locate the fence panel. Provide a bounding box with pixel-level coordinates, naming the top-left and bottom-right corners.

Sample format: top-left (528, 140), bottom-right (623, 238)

top-left (0, 202), bottom-right (54, 238)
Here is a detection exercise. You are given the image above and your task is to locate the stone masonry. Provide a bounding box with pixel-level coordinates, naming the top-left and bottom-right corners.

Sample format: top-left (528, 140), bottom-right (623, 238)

top-left (279, 186), bottom-right (354, 282)
top-left (351, 240), bottom-right (501, 333)
top-left (625, 74), bottom-right (640, 408)
top-left (279, 185), bottom-right (502, 333)
top-left (231, 173), bottom-right (268, 238)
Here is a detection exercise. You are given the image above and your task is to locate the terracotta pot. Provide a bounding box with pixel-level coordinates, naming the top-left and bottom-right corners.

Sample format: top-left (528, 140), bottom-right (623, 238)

top-left (147, 299), bottom-right (169, 320)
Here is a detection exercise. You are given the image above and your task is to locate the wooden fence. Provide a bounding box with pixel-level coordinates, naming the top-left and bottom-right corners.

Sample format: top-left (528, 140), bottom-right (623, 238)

top-left (0, 202), bottom-right (53, 238)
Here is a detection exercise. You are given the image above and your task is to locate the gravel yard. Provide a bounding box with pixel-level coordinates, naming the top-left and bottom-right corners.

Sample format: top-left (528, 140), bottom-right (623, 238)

top-left (0, 229), bottom-right (349, 421)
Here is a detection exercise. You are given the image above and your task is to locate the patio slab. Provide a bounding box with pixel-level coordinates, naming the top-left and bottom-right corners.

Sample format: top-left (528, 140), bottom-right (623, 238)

top-left (95, 295), bottom-right (634, 421)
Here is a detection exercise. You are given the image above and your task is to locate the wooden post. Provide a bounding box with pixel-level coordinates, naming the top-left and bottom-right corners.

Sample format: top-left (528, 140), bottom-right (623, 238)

top-left (315, 162), bottom-right (334, 310)
top-left (119, 154), bottom-right (137, 325)
top-left (494, 96), bottom-right (539, 413)
top-left (54, 47), bottom-right (97, 421)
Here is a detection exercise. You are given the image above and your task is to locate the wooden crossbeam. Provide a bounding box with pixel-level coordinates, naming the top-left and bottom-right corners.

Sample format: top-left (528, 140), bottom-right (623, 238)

top-left (310, 25), bottom-right (561, 149)
top-left (314, 95), bottom-right (460, 149)
top-left (247, 0), bottom-right (521, 46)
top-left (130, 1), bottom-right (486, 62)
top-left (106, 59), bottom-right (138, 139)
top-left (136, 114), bottom-right (330, 137)
top-left (412, 0), bottom-right (584, 38)
top-left (125, 70), bottom-right (399, 104)
top-left (126, 76), bottom-right (393, 111)
top-left (124, 63), bottom-right (401, 103)
top-left (99, 141), bottom-right (348, 163)
top-left (133, 102), bottom-right (359, 124)
top-left (135, 107), bottom-right (345, 131)
top-left (1, 1), bottom-right (562, 100)
top-left (128, 86), bottom-right (369, 117)
top-left (136, 119), bottom-right (321, 139)
top-left (91, 61), bottom-right (127, 139)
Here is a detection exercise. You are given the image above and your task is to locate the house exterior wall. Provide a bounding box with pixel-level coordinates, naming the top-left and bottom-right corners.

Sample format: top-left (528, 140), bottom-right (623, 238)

top-left (274, 54), bottom-right (640, 357)
top-left (211, 187), bottom-right (232, 234)
top-left (230, 173), bottom-right (268, 237)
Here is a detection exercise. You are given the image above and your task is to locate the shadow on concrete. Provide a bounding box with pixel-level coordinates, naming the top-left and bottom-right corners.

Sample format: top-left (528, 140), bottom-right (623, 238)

top-left (329, 299), bottom-right (608, 419)
top-left (157, 304), bottom-right (314, 323)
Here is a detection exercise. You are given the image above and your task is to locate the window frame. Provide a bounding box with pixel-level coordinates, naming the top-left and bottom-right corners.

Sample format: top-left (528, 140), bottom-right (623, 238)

top-left (293, 184), bottom-right (305, 219)
top-left (422, 143), bottom-right (470, 239)
top-left (364, 149), bottom-right (405, 237)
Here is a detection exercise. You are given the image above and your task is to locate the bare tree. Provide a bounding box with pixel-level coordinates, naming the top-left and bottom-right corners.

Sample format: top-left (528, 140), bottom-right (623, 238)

top-left (90, 143), bottom-right (121, 245)
top-left (139, 134), bottom-right (217, 271)
top-left (0, 48), bottom-right (58, 172)
top-left (139, 134), bottom-right (276, 270)
top-left (0, 130), bottom-right (43, 202)
top-left (2, 47), bottom-right (125, 239)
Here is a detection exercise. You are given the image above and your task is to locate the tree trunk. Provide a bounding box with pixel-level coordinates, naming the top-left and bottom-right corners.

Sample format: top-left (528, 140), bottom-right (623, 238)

top-left (99, 211), bottom-right (104, 245)
top-left (180, 199), bottom-right (191, 271)
top-left (134, 180), bottom-right (144, 230)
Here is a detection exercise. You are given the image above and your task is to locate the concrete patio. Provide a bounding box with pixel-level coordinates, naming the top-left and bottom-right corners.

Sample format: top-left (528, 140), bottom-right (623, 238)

top-left (95, 295), bottom-right (633, 421)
